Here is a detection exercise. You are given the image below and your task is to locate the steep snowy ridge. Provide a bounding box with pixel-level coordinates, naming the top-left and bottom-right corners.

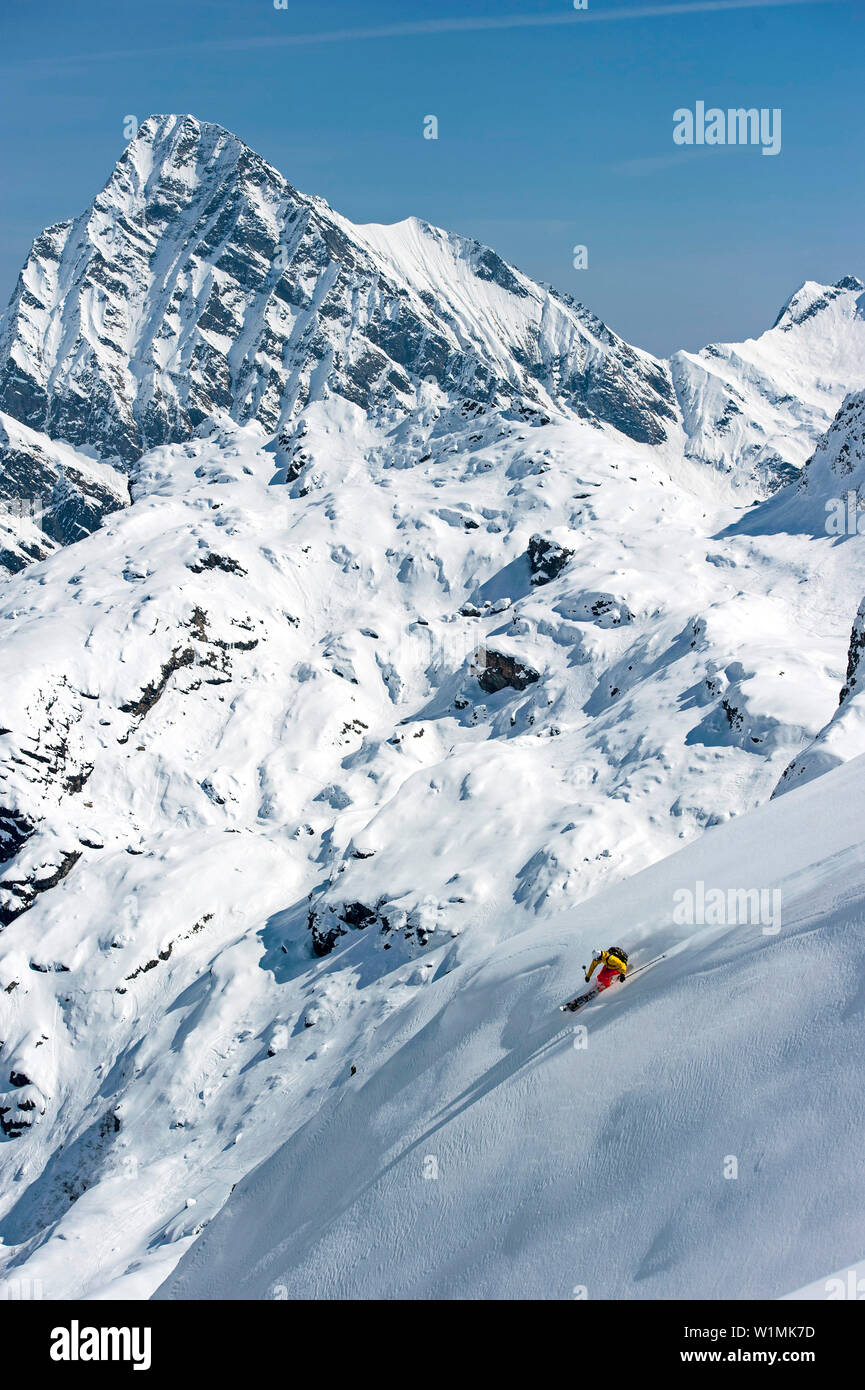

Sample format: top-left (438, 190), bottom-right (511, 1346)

top-left (798, 386), bottom-right (865, 501)
top-left (0, 114), bottom-right (677, 470)
top-left (774, 592), bottom-right (865, 796)
top-left (0, 412), bottom-right (128, 573)
top-left (1, 115), bottom-right (865, 1301)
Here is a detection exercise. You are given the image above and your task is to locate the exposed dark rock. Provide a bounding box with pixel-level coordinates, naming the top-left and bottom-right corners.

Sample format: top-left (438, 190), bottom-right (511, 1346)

top-left (840, 598), bottom-right (865, 705)
top-left (188, 606), bottom-right (209, 640)
top-left (0, 1083), bottom-right (47, 1138)
top-left (64, 764), bottom-right (94, 794)
top-left (187, 551), bottom-right (247, 576)
top-left (119, 647), bottom-right (196, 721)
top-left (476, 647), bottom-right (540, 695)
top-left (0, 807), bottom-right (36, 867)
top-left (341, 901), bottom-right (378, 928)
top-left (309, 899), bottom-right (380, 956)
top-left (0, 849), bottom-right (82, 928)
top-left (528, 534), bottom-right (574, 585)
top-left (120, 913), bottom-right (213, 985)
top-left (721, 698), bottom-right (744, 732)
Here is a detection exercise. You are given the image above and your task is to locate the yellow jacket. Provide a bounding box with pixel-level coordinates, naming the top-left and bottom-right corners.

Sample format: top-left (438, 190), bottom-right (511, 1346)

top-left (586, 948), bottom-right (628, 982)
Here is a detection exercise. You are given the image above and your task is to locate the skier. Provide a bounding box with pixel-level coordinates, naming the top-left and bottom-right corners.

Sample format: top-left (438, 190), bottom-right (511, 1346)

top-left (561, 945), bottom-right (664, 1011)
top-left (584, 945), bottom-right (628, 991)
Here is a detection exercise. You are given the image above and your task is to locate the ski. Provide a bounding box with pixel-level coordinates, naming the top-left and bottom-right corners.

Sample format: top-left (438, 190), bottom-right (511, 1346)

top-left (560, 987), bottom-right (599, 1012)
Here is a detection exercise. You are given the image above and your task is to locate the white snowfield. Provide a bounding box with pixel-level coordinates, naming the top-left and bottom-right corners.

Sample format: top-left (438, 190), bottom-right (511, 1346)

top-left (158, 753), bottom-right (865, 1302)
top-left (0, 115), bottom-right (864, 1302)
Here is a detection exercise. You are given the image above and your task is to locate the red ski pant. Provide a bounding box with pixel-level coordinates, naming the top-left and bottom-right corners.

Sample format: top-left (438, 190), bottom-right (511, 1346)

top-left (596, 965), bottom-right (619, 991)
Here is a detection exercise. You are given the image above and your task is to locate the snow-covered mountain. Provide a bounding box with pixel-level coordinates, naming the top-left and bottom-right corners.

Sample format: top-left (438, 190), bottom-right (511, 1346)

top-left (671, 276), bottom-right (865, 495)
top-left (795, 385), bottom-right (865, 512)
top-left (1, 115), bottom-right (865, 1301)
top-left (0, 114), bottom-right (677, 470)
top-left (3, 113), bottom-right (862, 506)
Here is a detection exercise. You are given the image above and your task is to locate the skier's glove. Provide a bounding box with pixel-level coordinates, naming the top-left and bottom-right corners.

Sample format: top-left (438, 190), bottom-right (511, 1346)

top-left (618, 973), bottom-right (626, 982)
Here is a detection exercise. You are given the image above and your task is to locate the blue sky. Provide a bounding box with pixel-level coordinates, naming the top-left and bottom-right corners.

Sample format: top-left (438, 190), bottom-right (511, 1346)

top-left (1, 0), bottom-right (862, 354)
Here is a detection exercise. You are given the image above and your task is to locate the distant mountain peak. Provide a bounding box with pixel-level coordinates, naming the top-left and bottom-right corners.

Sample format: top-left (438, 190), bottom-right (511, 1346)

top-left (772, 275), bottom-right (864, 332)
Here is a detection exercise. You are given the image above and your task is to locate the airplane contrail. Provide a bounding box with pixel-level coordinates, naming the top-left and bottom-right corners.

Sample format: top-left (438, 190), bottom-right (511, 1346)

top-left (258, 0), bottom-right (842, 48)
top-left (3, 0), bottom-right (843, 74)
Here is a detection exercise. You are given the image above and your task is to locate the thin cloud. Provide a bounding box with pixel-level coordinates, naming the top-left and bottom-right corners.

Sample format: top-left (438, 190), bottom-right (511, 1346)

top-left (2, 0), bottom-right (842, 75)
top-left (615, 146), bottom-right (735, 175)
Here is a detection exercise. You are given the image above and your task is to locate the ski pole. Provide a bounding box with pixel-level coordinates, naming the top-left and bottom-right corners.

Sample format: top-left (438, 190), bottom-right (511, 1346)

top-left (627, 952), bottom-right (666, 979)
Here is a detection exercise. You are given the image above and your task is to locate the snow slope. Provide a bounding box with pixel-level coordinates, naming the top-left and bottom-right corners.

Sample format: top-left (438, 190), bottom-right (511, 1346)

top-left (158, 753), bottom-right (865, 1301)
